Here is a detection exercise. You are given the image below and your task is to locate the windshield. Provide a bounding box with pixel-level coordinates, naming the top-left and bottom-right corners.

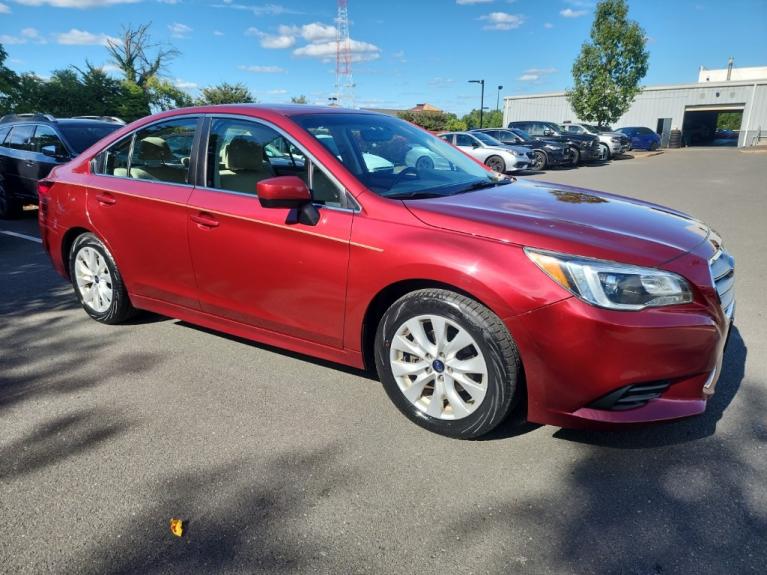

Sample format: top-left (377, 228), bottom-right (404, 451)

top-left (472, 132), bottom-right (503, 146)
top-left (60, 123), bottom-right (122, 153)
top-left (293, 113), bottom-right (505, 199)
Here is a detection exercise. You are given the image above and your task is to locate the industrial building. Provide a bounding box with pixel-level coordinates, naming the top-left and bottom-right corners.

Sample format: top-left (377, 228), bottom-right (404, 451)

top-left (503, 64), bottom-right (767, 148)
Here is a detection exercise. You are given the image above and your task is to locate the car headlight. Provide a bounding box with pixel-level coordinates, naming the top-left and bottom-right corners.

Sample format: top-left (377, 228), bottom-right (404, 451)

top-left (611, 137), bottom-right (621, 143)
top-left (508, 149), bottom-right (519, 156)
top-left (525, 249), bottom-right (693, 310)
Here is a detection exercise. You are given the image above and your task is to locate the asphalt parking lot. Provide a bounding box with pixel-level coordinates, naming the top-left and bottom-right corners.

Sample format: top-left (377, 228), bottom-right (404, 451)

top-left (1, 148), bottom-right (766, 574)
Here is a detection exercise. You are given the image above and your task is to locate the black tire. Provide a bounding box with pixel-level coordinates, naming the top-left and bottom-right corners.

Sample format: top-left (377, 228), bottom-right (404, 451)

top-left (0, 180), bottom-right (23, 219)
top-left (649, 141), bottom-right (659, 151)
top-left (569, 147), bottom-right (580, 166)
top-left (531, 150), bottom-right (547, 170)
top-left (69, 233), bottom-right (137, 324)
top-left (484, 155), bottom-right (506, 173)
top-left (598, 143), bottom-right (611, 161)
top-left (374, 289), bottom-right (521, 439)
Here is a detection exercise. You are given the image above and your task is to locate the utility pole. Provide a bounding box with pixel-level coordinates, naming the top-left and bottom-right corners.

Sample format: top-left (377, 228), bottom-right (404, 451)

top-left (496, 85), bottom-right (503, 112)
top-left (469, 79), bottom-right (485, 128)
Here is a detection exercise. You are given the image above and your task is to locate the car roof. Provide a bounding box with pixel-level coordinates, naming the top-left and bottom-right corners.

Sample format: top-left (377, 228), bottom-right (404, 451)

top-left (165, 103), bottom-right (380, 118)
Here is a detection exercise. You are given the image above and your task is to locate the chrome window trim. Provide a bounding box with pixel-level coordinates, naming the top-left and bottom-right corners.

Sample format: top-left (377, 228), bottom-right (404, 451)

top-left (193, 184), bottom-right (357, 213)
top-left (204, 113), bottom-right (358, 212)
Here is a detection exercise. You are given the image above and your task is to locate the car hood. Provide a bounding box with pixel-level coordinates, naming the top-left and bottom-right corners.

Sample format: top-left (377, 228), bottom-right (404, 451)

top-left (404, 179), bottom-right (710, 266)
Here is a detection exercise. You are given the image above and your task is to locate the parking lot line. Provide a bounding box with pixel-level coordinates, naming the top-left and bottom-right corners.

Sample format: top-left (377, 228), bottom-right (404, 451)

top-left (0, 230), bottom-right (43, 244)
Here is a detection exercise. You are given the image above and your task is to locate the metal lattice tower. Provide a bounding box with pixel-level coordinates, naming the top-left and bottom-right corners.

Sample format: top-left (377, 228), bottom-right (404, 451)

top-left (335, 0), bottom-right (355, 108)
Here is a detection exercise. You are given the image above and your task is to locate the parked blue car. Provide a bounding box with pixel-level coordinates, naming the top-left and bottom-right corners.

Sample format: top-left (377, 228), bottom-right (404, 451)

top-left (617, 127), bottom-right (661, 150)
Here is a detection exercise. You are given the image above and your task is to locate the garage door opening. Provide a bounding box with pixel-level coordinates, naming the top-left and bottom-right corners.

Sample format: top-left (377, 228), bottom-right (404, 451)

top-left (682, 106), bottom-right (744, 147)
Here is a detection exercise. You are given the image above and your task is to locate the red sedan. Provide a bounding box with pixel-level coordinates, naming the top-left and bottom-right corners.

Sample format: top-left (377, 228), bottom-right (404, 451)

top-left (38, 105), bottom-right (735, 438)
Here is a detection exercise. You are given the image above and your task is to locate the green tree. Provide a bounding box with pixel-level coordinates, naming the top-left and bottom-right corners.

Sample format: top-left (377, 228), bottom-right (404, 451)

top-left (566, 0), bottom-right (649, 126)
top-left (106, 23), bottom-right (178, 88)
top-left (197, 82), bottom-right (255, 105)
top-left (290, 95), bottom-right (308, 104)
top-left (7, 73), bottom-right (45, 114)
top-left (0, 44), bottom-right (20, 115)
top-left (717, 112), bottom-right (741, 131)
top-left (116, 80), bottom-right (151, 122)
top-left (397, 110), bottom-right (464, 132)
top-left (461, 109), bottom-right (502, 130)
top-left (146, 76), bottom-right (194, 111)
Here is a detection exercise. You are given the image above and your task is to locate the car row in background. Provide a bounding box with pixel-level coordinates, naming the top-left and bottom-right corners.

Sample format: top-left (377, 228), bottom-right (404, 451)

top-left (473, 128), bottom-right (572, 170)
top-left (0, 113), bottom-right (124, 218)
top-left (507, 121), bottom-right (602, 165)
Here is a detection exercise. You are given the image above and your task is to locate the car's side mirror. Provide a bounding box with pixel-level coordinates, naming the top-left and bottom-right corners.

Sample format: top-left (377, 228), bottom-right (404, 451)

top-left (257, 175), bottom-right (319, 226)
top-left (42, 145), bottom-right (68, 161)
top-left (543, 129), bottom-right (553, 136)
top-left (471, 142), bottom-right (480, 148)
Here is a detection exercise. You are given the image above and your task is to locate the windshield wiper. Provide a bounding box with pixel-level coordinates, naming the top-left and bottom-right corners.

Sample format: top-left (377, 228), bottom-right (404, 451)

top-left (386, 191), bottom-right (445, 200)
top-left (455, 179), bottom-right (510, 194)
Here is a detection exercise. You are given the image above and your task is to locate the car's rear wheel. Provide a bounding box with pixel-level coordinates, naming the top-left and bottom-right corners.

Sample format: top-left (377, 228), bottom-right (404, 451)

top-left (375, 289), bottom-right (520, 439)
top-left (484, 155), bottom-right (506, 173)
top-left (598, 143), bottom-right (611, 161)
top-left (0, 181), bottom-right (23, 219)
top-left (415, 155), bottom-right (434, 170)
top-left (69, 233), bottom-right (136, 324)
top-left (531, 150), bottom-right (547, 170)
top-left (649, 141), bottom-right (659, 151)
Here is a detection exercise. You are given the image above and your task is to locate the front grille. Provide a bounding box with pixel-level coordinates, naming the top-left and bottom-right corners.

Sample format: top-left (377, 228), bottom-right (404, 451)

top-left (589, 381), bottom-right (672, 411)
top-left (709, 249), bottom-right (735, 318)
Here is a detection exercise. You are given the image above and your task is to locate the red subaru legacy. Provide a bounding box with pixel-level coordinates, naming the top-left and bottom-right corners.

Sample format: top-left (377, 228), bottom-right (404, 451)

top-left (38, 105), bottom-right (735, 438)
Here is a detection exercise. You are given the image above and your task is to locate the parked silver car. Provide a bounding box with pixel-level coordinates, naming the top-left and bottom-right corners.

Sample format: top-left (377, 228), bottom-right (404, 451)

top-left (439, 131), bottom-right (533, 173)
top-left (560, 122), bottom-right (630, 160)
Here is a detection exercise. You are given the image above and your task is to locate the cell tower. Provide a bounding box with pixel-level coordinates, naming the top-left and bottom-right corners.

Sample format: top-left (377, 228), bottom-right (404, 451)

top-left (335, 0), bottom-right (355, 108)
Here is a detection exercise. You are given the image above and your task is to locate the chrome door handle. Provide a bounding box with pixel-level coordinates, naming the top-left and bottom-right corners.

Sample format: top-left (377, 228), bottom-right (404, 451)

top-left (191, 213), bottom-right (220, 228)
top-left (95, 193), bottom-right (116, 206)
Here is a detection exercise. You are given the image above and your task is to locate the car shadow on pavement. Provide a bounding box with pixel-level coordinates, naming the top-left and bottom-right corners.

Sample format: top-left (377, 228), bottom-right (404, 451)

top-left (174, 321), bottom-right (379, 381)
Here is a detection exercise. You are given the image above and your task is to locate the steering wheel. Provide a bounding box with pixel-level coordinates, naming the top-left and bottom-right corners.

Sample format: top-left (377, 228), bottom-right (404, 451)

top-left (390, 166), bottom-right (420, 187)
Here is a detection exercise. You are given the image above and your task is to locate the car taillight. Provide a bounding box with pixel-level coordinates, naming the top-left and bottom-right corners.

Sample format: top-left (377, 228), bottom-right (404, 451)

top-left (38, 180), bottom-right (53, 219)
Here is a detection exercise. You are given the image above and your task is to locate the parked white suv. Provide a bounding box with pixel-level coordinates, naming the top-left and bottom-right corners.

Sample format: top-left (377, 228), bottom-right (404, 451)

top-left (560, 122), bottom-right (630, 160)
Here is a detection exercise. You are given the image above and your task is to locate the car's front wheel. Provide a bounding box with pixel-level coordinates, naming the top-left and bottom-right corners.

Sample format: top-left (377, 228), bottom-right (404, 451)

top-left (0, 180), bottom-right (23, 219)
top-left (484, 155), bottom-right (506, 173)
top-left (569, 147), bottom-right (580, 166)
top-left (415, 155), bottom-right (434, 170)
top-left (375, 289), bottom-right (521, 439)
top-left (69, 233), bottom-right (136, 324)
top-left (531, 150), bottom-right (547, 170)
top-left (598, 143), bottom-right (611, 161)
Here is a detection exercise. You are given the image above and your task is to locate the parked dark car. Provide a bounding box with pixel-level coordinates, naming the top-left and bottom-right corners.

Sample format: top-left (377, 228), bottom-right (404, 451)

top-left (617, 126), bottom-right (661, 151)
top-left (0, 113), bottom-right (124, 218)
top-left (473, 128), bottom-right (571, 170)
top-left (507, 121), bottom-right (600, 165)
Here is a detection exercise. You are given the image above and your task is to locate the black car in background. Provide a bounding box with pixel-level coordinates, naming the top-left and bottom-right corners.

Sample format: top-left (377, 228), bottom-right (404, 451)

top-left (472, 128), bottom-right (571, 170)
top-left (0, 113), bottom-right (124, 218)
top-left (507, 121), bottom-right (600, 165)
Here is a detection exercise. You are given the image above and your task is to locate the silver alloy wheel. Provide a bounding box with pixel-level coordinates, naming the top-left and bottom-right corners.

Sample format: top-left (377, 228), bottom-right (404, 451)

top-left (389, 314), bottom-right (488, 420)
top-left (74, 246), bottom-right (113, 313)
top-left (485, 156), bottom-right (505, 173)
top-left (415, 155), bottom-right (434, 170)
top-left (532, 150), bottom-right (546, 170)
top-left (598, 143), bottom-right (610, 161)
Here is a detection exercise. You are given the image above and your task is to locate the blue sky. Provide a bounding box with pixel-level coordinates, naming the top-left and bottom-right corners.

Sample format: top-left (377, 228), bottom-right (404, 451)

top-left (1, 0), bottom-right (766, 114)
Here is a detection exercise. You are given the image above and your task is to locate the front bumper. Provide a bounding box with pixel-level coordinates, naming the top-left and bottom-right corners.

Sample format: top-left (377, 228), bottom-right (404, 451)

top-left (505, 261), bottom-right (732, 429)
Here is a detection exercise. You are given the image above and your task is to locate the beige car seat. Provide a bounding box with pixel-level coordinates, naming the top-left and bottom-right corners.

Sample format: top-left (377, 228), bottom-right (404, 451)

top-left (219, 137), bottom-right (273, 195)
top-left (130, 137), bottom-right (187, 183)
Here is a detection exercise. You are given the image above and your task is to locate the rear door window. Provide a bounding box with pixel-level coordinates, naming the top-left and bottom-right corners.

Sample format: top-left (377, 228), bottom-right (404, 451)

top-left (95, 136), bottom-right (133, 177)
top-left (0, 126), bottom-right (10, 145)
top-left (7, 125), bottom-right (34, 151)
top-left (130, 118), bottom-right (197, 184)
top-left (32, 125), bottom-right (68, 156)
top-left (455, 134), bottom-right (475, 147)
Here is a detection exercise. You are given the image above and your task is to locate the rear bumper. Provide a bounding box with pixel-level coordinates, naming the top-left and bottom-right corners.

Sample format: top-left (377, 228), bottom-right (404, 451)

top-left (505, 294), bottom-right (731, 429)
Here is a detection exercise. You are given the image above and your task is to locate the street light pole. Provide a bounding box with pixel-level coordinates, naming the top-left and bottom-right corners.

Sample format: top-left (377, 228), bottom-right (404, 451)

top-left (468, 79), bottom-right (485, 128)
top-left (496, 85), bottom-right (503, 113)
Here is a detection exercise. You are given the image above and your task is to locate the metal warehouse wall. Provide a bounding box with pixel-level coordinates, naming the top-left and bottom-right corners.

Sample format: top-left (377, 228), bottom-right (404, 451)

top-left (503, 80), bottom-right (767, 147)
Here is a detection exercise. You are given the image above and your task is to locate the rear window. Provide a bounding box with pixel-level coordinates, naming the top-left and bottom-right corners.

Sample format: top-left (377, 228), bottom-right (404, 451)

top-left (59, 124), bottom-right (121, 154)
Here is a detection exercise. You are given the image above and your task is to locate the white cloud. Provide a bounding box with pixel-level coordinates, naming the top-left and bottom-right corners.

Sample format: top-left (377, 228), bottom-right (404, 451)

top-left (56, 28), bottom-right (118, 46)
top-left (0, 2), bottom-right (11, 12)
top-left (560, 8), bottom-right (587, 17)
top-left (268, 88), bottom-right (287, 94)
top-left (245, 27), bottom-right (295, 49)
top-left (212, 2), bottom-right (300, 16)
top-left (456, 0), bottom-right (493, 4)
top-left (518, 67), bottom-right (557, 81)
top-left (213, 30), bottom-right (224, 36)
top-left (168, 22), bottom-right (192, 38)
top-left (238, 64), bottom-right (285, 73)
top-left (0, 27), bottom-right (46, 44)
top-left (479, 12), bottom-right (524, 30)
top-left (174, 78), bottom-right (198, 89)
top-left (293, 38), bottom-right (380, 63)
top-left (300, 22), bottom-right (336, 42)
top-left (544, 22), bottom-right (554, 29)
top-left (158, 0), bottom-right (181, 3)
top-left (14, 0), bottom-right (139, 6)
